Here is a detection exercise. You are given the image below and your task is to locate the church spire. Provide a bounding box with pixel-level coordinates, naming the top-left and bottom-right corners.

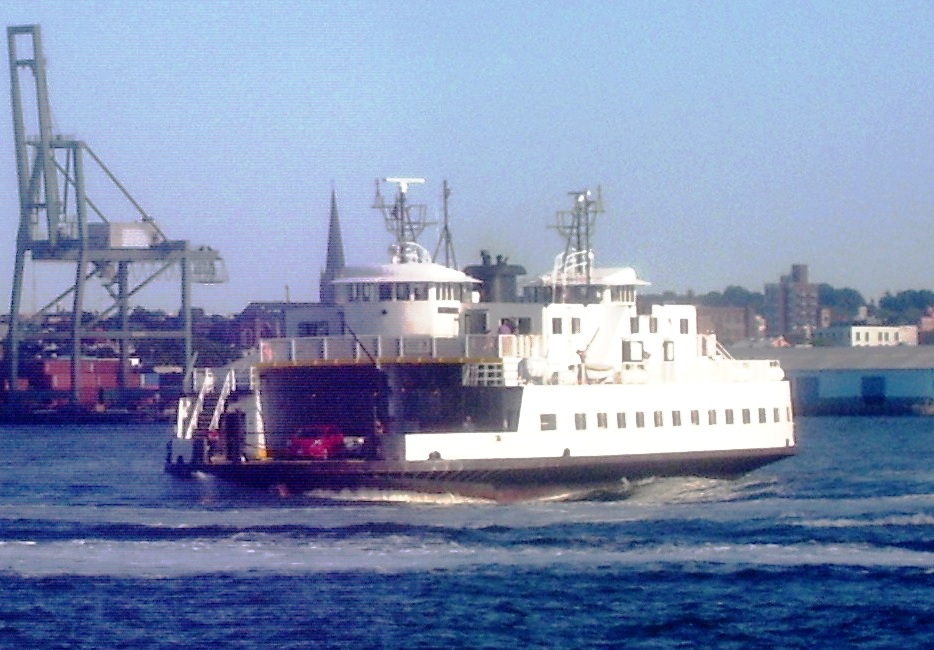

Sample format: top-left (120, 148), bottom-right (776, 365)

top-left (319, 188), bottom-right (345, 304)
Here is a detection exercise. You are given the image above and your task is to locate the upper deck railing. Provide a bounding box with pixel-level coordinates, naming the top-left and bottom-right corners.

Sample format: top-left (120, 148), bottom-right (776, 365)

top-left (257, 334), bottom-right (544, 365)
top-left (251, 333), bottom-right (784, 383)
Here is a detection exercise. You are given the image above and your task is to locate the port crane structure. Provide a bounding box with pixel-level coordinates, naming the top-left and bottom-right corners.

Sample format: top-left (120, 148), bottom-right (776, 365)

top-left (5, 24), bottom-right (226, 409)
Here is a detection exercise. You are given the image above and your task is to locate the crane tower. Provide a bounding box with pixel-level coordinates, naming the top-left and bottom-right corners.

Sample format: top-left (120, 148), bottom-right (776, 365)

top-left (5, 25), bottom-right (227, 410)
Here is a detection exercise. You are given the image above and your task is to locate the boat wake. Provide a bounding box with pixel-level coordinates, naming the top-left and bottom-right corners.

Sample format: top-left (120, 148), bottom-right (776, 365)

top-left (301, 488), bottom-right (494, 506)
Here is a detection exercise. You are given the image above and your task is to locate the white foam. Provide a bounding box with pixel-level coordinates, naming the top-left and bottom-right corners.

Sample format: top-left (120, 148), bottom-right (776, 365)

top-left (0, 535), bottom-right (931, 578)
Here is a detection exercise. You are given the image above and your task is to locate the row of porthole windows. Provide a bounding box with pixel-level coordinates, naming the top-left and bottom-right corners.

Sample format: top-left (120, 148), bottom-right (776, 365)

top-left (539, 406), bottom-right (792, 431)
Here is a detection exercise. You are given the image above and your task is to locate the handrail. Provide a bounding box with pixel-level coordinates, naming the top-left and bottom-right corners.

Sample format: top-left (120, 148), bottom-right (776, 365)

top-left (183, 369), bottom-right (214, 440)
top-left (208, 369), bottom-right (234, 430)
top-left (716, 340), bottom-right (735, 360)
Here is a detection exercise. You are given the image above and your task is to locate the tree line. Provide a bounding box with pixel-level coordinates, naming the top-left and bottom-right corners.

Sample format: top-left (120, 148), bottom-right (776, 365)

top-left (645, 285), bottom-right (934, 326)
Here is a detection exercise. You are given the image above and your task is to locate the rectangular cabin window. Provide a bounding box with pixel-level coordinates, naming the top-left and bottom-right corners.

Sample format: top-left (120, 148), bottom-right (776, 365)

top-left (298, 321), bottom-right (329, 336)
top-left (540, 414), bottom-right (557, 431)
top-left (571, 318), bottom-right (581, 334)
top-left (361, 284), bottom-right (373, 302)
top-left (575, 413), bottom-right (587, 430)
top-left (680, 318), bottom-right (689, 334)
top-left (663, 341), bottom-right (675, 361)
top-left (622, 340), bottom-right (644, 362)
top-left (653, 411), bottom-right (664, 427)
top-left (636, 412), bottom-right (645, 428)
top-left (726, 409), bottom-right (735, 425)
top-left (597, 413), bottom-right (608, 428)
top-left (517, 318), bottom-right (532, 334)
top-left (649, 317), bottom-right (658, 333)
top-left (742, 409), bottom-right (751, 424)
top-left (412, 283), bottom-right (428, 300)
top-left (708, 409), bottom-right (717, 425)
top-left (379, 283), bottom-right (393, 301)
top-left (773, 407), bottom-right (781, 423)
top-left (672, 411), bottom-right (682, 426)
top-left (552, 318), bottom-right (563, 334)
top-left (786, 407), bottom-right (793, 422)
top-left (690, 410), bottom-right (700, 425)
top-left (395, 283), bottom-right (411, 300)
top-left (616, 412), bottom-right (626, 428)
top-left (630, 317), bottom-right (640, 334)
top-left (759, 408), bottom-right (767, 424)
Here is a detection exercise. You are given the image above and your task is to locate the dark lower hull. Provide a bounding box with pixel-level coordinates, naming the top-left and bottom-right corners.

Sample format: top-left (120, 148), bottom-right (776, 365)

top-left (166, 447), bottom-right (796, 501)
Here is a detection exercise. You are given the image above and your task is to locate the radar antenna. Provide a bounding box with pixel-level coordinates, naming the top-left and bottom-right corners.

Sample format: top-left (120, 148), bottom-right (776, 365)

top-left (373, 177), bottom-right (434, 263)
top-left (551, 186), bottom-right (603, 287)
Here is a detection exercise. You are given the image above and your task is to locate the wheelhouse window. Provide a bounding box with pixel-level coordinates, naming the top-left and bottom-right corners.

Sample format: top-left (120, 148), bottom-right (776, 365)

top-left (540, 414), bottom-right (557, 431)
top-left (552, 318), bottom-right (563, 334)
top-left (653, 411), bottom-right (663, 427)
top-left (726, 409), bottom-right (735, 425)
top-left (636, 412), bottom-right (645, 428)
top-left (690, 410), bottom-right (700, 425)
top-left (612, 286), bottom-right (635, 303)
top-left (680, 318), bottom-right (689, 335)
top-left (395, 283), bottom-right (411, 300)
top-left (630, 317), bottom-right (640, 333)
top-left (759, 408), bottom-right (767, 424)
top-left (708, 409), bottom-right (717, 425)
top-left (742, 409), bottom-right (751, 424)
top-left (574, 413), bottom-right (587, 430)
top-left (649, 317), bottom-right (658, 333)
top-left (616, 412), bottom-right (626, 428)
top-left (597, 413), bottom-right (608, 428)
top-left (672, 411), bottom-right (682, 426)
top-left (412, 283), bottom-right (428, 300)
top-left (571, 318), bottom-right (581, 334)
top-left (379, 283), bottom-right (393, 301)
top-left (773, 407), bottom-right (781, 423)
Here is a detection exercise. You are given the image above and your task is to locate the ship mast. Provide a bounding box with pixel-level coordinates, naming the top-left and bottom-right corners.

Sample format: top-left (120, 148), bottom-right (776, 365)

top-left (433, 179), bottom-right (457, 269)
top-left (551, 186), bottom-right (603, 301)
top-left (373, 177), bottom-right (433, 263)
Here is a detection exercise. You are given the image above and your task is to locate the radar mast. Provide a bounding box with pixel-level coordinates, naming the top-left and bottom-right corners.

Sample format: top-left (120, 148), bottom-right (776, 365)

top-left (550, 186), bottom-right (604, 299)
top-left (373, 177), bottom-right (434, 263)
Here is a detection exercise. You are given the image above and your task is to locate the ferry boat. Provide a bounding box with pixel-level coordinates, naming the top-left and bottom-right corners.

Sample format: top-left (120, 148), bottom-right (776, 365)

top-left (166, 180), bottom-right (796, 501)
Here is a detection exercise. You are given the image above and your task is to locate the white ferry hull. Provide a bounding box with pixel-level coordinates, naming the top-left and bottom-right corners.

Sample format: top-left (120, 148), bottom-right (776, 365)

top-left (166, 445), bottom-right (794, 501)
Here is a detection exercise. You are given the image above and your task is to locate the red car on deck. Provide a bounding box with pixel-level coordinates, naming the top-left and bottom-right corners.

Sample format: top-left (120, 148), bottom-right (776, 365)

top-left (285, 424), bottom-right (345, 460)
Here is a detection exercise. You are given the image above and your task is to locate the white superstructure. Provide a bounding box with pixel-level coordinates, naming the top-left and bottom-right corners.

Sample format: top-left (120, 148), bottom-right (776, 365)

top-left (169, 182), bottom-right (795, 500)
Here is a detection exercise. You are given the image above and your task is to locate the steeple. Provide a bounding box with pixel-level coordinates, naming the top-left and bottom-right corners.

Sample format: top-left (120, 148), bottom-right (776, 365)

top-left (319, 188), bottom-right (345, 304)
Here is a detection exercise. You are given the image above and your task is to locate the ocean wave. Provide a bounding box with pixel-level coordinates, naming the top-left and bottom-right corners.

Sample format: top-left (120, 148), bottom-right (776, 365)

top-left (796, 513), bottom-right (934, 529)
top-left (0, 536), bottom-right (930, 578)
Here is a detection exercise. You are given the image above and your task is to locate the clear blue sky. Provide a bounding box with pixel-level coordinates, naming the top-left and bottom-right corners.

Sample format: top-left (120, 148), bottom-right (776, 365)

top-left (3, 1), bottom-right (933, 314)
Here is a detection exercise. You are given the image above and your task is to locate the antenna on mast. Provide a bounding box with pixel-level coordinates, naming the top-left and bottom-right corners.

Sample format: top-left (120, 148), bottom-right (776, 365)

top-left (550, 186), bottom-right (604, 300)
top-left (434, 180), bottom-right (457, 269)
top-left (373, 177), bottom-right (433, 263)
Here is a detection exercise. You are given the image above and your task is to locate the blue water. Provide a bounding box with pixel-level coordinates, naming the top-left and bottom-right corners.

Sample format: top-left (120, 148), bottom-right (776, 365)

top-left (0, 417), bottom-right (931, 649)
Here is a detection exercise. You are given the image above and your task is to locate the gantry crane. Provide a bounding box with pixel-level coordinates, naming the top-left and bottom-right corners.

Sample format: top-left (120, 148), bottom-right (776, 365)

top-left (5, 25), bottom-right (227, 409)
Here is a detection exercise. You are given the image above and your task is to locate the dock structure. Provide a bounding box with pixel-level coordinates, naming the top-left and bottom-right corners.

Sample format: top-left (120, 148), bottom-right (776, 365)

top-left (731, 346), bottom-right (934, 415)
